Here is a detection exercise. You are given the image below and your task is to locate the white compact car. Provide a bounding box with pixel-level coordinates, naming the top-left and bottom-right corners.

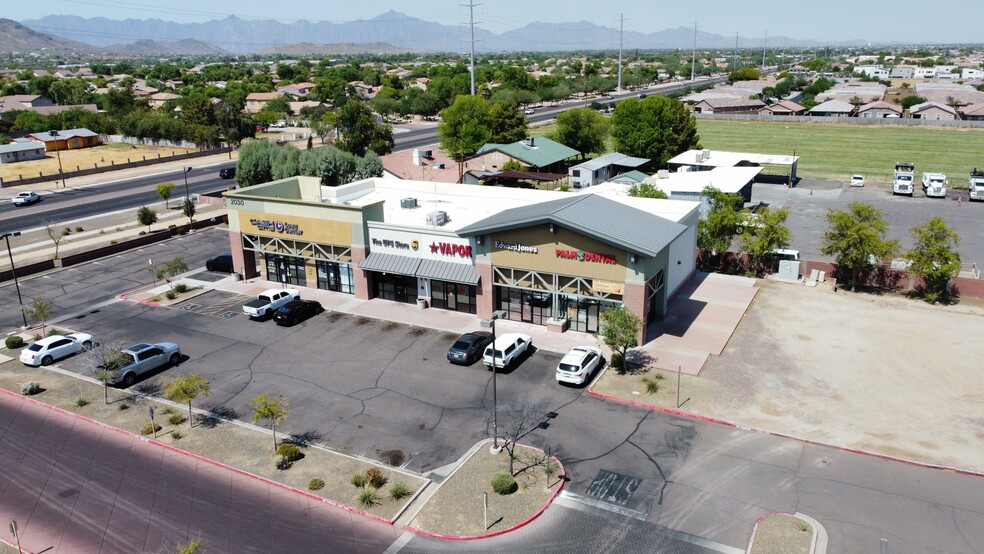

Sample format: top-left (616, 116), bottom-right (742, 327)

top-left (850, 174), bottom-right (865, 187)
top-left (555, 346), bottom-right (603, 385)
top-left (524, 108), bottom-right (535, 115)
top-left (20, 333), bottom-right (94, 366)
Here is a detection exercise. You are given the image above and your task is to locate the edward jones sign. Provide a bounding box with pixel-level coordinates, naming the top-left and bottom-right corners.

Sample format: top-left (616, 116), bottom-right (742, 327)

top-left (555, 249), bottom-right (617, 264)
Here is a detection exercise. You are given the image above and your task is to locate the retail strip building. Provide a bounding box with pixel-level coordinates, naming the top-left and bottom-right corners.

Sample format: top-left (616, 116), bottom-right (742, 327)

top-left (224, 177), bottom-right (700, 339)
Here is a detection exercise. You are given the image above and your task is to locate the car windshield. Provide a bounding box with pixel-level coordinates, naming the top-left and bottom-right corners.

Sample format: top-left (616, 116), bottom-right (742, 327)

top-left (27, 344), bottom-right (43, 351)
top-left (558, 363), bottom-right (580, 373)
top-left (451, 340), bottom-right (471, 350)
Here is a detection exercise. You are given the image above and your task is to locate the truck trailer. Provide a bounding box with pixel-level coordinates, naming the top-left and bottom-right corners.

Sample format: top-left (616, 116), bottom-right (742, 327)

top-left (893, 163), bottom-right (915, 195)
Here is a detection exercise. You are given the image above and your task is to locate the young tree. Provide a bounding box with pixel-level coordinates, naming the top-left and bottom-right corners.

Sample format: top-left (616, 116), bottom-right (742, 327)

top-left (86, 341), bottom-right (130, 404)
top-left (627, 182), bottom-right (668, 199)
top-left (438, 94), bottom-right (491, 156)
top-left (150, 256), bottom-right (189, 291)
top-left (820, 202), bottom-right (900, 290)
top-left (738, 207), bottom-right (792, 275)
top-left (250, 394), bottom-right (292, 451)
top-left (318, 148), bottom-right (358, 186)
top-left (161, 374), bottom-right (212, 428)
top-left (156, 182), bottom-right (176, 208)
top-left (904, 216), bottom-right (962, 302)
top-left (598, 306), bottom-right (642, 373)
top-left (182, 198), bottom-right (196, 227)
top-left (488, 100), bottom-right (528, 144)
top-left (696, 186), bottom-right (744, 267)
top-left (336, 101), bottom-right (393, 156)
top-left (488, 401), bottom-right (546, 475)
top-left (136, 206), bottom-right (158, 232)
top-left (610, 96), bottom-right (700, 166)
top-left (25, 294), bottom-right (55, 336)
top-left (43, 220), bottom-right (66, 260)
top-left (549, 107), bottom-right (610, 159)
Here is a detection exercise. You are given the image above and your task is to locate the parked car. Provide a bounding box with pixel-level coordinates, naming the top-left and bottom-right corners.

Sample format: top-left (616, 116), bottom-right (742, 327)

top-left (850, 174), bottom-right (865, 187)
top-left (11, 192), bottom-right (41, 206)
top-left (555, 346), bottom-right (602, 385)
top-left (524, 108), bottom-right (536, 115)
top-left (447, 331), bottom-right (494, 365)
top-left (273, 299), bottom-right (324, 326)
top-left (242, 288), bottom-right (300, 319)
top-left (104, 342), bottom-right (181, 387)
top-left (205, 253), bottom-right (234, 273)
top-left (483, 333), bottom-right (533, 370)
top-left (20, 333), bottom-right (94, 367)
top-left (271, 120), bottom-right (287, 128)
top-left (219, 167), bottom-right (236, 179)
top-left (637, 93), bottom-right (648, 99)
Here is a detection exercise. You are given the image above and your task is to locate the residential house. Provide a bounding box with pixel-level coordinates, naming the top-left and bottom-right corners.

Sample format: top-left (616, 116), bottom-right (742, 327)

top-left (350, 82), bottom-right (378, 99)
top-left (468, 136), bottom-right (579, 174)
top-left (411, 77), bottom-right (430, 91)
top-left (807, 99), bottom-right (855, 117)
top-left (890, 66), bottom-right (916, 79)
top-left (608, 170), bottom-right (650, 186)
top-left (962, 68), bottom-right (984, 80)
top-left (568, 152), bottom-right (649, 188)
top-left (816, 82), bottom-right (886, 104)
top-left (909, 101), bottom-right (957, 120)
top-left (0, 95), bottom-right (54, 113)
top-left (854, 66), bottom-right (890, 79)
top-left (758, 100), bottom-right (806, 116)
top-left (277, 82), bottom-right (316, 98)
top-left (288, 101), bottom-right (325, 116)
top-left (148, 92), bottom-right (181, 109)
top-left (27, 128), bottom-right (101, 151)
top-left (856, 101), bottom-right (902, 118)
top-left (380, 145), bottom-right (460, 183)
top-left (959, 103), bottom-right (984, 121)
top-left (245, 92), bottom-right (285, 113)
top-left (691, 97), bottom-right (765, 114)
top-left (0, 139), bottom-right (46, 164)
top-left (913, 67), bottom-right (936, 79)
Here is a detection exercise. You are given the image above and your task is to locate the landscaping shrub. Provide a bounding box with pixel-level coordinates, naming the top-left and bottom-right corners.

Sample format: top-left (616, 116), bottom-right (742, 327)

top-left (491, 471), bottom-right (518, 495)
top-left (365, 467), bottom-right (387, 488)
top-left (110, 240), bottom-right (118, 245)
top-left (273, 454), bottom-right (292, 470)
top-left (62, 227), bottom-right (71, 236)
top-left (20, 381), bottom-right (41, 396)
top-left (74, 396), bottom-right (90, 407)
top-left (46, 328), bottom-right (66, 337)
top-left (170, 430), bottom-right (183, 440)
top-left (140, 422), bottom-right (162, 435)
top-left (308, 478), bottom-right (325, 491)
top-left (75, 226), bottom-right (84, 232)
top-left (275, 443), bottom-right (303, 462)
top-left (139, 231), bottom-right (147, 236)
top-left (167, 414), bottom-right (186, 426)
top-left (5, 336), bottom-right (24, 349)
top-left (118, 402), bottom-right (130, 410)
top-left (642, 375), bottom-right (663, 395)
top-left (389, 482), bottom-right (412, 501)
top-left (164, 290), bottom-right (178, 300)
top-left (610, 351), bottom-right (624, 372)
top-left (351, 472), bottom-right (368, 488)
top-left (173, 283), bottom-right (189, 294)
top-left (161, 406), bottom-right (175, 414)
top-left (357, 487), bottom-right (380, 508)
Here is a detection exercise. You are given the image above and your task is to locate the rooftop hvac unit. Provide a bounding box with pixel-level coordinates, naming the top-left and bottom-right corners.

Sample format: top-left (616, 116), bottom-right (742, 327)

top-left (695, 152), bottom-right (702, 163)
top-left (656, 169), bottom-right (669, 179)
top-left (426, 210), bottom-right (448, 226)
top-left (420, 149), bottom-right (433, 159)
top-left (701, 149), bottom-right (711, 161)
top-left (400, 197), bottom-right (418, 209)
top-left (434, 162), bottom-right (445, 169)
top-left (412, 149), bottom-right (421, 166)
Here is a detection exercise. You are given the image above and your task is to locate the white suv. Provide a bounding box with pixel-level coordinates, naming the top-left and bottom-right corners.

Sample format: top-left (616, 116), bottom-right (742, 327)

top-left (483, 333), bottom-right (532, 370)
top-left (556, 346), bottom-right (602, 385)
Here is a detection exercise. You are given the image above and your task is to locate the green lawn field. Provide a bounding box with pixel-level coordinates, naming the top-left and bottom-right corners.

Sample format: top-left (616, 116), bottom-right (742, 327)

top-left (697, 120), bottom-right (984, 186)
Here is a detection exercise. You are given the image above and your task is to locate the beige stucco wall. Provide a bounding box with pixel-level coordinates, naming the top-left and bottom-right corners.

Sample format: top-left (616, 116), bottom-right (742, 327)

top-left (491, 224), bottom-right (629, 282)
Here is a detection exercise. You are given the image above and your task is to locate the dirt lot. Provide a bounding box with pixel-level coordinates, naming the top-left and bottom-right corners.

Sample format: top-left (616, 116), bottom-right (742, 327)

top-left (0, 143), bottom-right (196, 183)
top-left (595, 278), bottom-right (984, 471)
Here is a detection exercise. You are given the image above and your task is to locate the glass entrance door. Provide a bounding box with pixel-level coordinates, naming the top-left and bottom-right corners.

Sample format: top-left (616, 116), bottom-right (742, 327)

top-left (265, 254), bottom-right (306, 287)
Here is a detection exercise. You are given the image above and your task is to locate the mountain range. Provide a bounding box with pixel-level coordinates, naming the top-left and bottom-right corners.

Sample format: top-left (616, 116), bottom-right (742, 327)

top-left (10, 11), bottom-right (863, 56)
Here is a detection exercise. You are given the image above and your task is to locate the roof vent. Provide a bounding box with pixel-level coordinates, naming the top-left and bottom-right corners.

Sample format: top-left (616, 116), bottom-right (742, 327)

top-left (524, 137), bottom-right (535, 147)
top-left (434, 162), bottom-right (445, 169)
top-left (420, 149), bottom-right (433, 159)
top-left (426, 210), bottom-right (448, 226)
top-left (701, 149), bottom-right (711, 161)
top-left (656, 169), bottom-right (669, 179)
top-left (400, 197), bottom-right (418, 209)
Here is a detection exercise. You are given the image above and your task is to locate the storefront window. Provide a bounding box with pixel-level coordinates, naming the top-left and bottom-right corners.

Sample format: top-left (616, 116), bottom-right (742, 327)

top-left (496, 287), bottom-right (551, 325)
top-left (430, 280), bottom-right (477, 314)
top-left (374, 273), bottom-right (417, 304)
top-left (316, 261), bottom-right (354, 294)
top-left (265, 254), bottom-right (306, 287)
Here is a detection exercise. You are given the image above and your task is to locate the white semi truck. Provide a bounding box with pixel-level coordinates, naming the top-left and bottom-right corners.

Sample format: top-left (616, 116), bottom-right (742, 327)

top-left (969, 168), bottom-right (984, 201)
top-left (892, 162), bottom-right (915, 195)
top-left (922, 172), bottom-right (947, 198)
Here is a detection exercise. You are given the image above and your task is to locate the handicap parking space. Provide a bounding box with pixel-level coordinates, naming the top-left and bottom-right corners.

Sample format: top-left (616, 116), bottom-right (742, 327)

top-left (167, 289), bottom-right (251, 319)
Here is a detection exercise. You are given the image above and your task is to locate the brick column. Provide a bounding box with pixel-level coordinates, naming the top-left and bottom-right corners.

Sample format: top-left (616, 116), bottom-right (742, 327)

top-left (622, 281), bottom-right (647, 345)
top-left (475, 261), bottom-right (494, 319)
top-left (229, 230), bottom-right (259, 279)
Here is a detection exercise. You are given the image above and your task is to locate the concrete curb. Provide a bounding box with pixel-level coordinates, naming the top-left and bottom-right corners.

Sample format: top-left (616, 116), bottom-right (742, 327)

top-left (403, 439), bottom-right (566, 540)
top-left (586, 388), bottom-right (984, 479)
top-left (0, 387), bottom-right (397, 526)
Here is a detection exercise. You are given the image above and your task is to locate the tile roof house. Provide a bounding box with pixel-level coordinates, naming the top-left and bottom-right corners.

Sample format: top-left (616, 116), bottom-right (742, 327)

top-left (758, 100), bottom-right (806, 116)
top-left (277, 82), bottom-right (316, 98)
top-left (856, 101), bottom-right (902, 118)
top-left (27, 128), bottom-right (101, 150)
top-left (691, 97), bottom-right (766, 114)
top-left (0, 95), bottom-right (54, 113)
top-left (380, 145), bottom-right (460, 183)
top-left (909, 101), bottom-right (957, 120)
top-left (470, 136), bottom-right (580, 173)
top-left (148, 92), bottom-right (181, 109)
top-left (245, 92), bottom-right (285, 113)
top-left (958, 103), bottom-right (984, 121)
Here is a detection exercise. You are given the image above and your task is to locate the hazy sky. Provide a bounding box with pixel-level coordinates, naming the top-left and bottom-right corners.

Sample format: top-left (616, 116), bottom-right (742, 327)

top-left (6, 0), bottom-right (983, 44)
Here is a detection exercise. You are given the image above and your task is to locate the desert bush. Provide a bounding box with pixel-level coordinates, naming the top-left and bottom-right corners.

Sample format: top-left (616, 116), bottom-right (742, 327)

top-left (74, 395), bottom-right (90, 407)
top-left (610, 351), bottom-right (624, 372)
top-left (170, 430), bottom-right (183, 440)
top-left (275, 443), bottom-right (303, 462)
top-left (118, 402), bottom-right (130, 410)
top-left (46, 327), bottom-right (66, 336)
top-left (357, 487), bottom-right (381, 508)
top-left (140, 422), bottom-right (162, 435)
top-left (139, 231), bottom-right (147, 236)
top-left (75, 226), bottom-right (84, 232)
top-left (162, 406), bottom-right (175, 414)
top-left (110, 240), bottom-right (118, 245)
top-left (20, 381), bottom-right (41, 396)
top-left (167, 413), bottom-right (186, 426)
top-left (5, 336), bottom-right (24, 349)
top-left (164, 290), bottom-right (178, 300)
top-left (491, 471), bottom-right (518, 495)
top-left (642, 375), bottom-right (663, 395)
top-left (273, 454), bottom-right (292, 470)
top-left (173, 283), bottom-right (189, 293)
top-left (351, 472), bottom-right (368, 488)
top-left (62, 227), bottom-right (71, 236)
top-left (389, 482), bottom-right (412, 500)
top-left (308, 478), bottom-right (325, 491)
top-left (365, 467), bottom-right (387, 488)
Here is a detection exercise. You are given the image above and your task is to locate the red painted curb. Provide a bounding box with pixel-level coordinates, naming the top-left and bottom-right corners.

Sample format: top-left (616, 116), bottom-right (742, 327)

top-left (0, 536), bottom-right (34, 554)
top-left (587, 388), bottom-right (984, 478)
top-left (404, 447), bottom-right (566, 540)
top-left (0, 388), bottom-right (394, 526)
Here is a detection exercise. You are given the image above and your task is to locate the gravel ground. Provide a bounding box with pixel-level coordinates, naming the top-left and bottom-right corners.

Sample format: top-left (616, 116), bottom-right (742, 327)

top-left (749, 514), bottom-right (812, 554)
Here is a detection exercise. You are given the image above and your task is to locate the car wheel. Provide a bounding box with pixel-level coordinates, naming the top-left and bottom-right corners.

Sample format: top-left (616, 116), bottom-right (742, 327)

top-left (82, 341), bottom-right (93, 351)
top-left (169, 353), bottom-right (180, 366)
top-left (123, 373), bottom-right (135, 387)
top-left (41, 355), bottom-right (53, 366)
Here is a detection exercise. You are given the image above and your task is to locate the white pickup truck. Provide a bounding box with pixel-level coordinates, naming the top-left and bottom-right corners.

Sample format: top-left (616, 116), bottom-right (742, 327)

top-left (242, 288), bottom-right (300, 319)
top-left (483, 332), bottom-right (533, 370)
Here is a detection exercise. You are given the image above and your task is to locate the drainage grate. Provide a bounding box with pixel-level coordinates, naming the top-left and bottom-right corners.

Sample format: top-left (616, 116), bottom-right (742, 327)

top-left (585, 469), bottom-right (641, 506)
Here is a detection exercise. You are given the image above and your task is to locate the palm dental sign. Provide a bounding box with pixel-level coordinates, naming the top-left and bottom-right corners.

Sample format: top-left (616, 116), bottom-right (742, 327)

top-left (556, 249), bottom-right (617, 264)
top-left (249, 218), bottom-right (303, 236)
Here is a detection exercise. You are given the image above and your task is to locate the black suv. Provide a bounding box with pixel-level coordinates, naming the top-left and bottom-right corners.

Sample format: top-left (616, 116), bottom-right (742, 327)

top-left (205, 254), bottom-right (234, 273)
top-left (447, 332), bottom-right (494, 365)
top-left (219, 167), bottom-right (236, 179)
top-left (274, 300), bottom-right (324, 326)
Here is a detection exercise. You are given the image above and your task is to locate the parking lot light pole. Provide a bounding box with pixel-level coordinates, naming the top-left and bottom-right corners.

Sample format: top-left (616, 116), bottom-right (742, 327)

top-left (484, 309), bottom-right (508, 450)
top-left (182, 167), bottom-right (193, 229)
top-left (2, 231), bottom-right (28, 327)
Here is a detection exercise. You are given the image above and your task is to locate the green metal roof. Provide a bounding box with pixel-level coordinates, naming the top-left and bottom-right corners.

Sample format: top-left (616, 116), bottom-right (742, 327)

top-left (476, 137), bottom-right (579, 169)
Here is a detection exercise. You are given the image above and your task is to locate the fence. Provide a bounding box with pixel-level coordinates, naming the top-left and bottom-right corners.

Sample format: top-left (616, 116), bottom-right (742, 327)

top-left (694, 113), bottom-right (984, 129)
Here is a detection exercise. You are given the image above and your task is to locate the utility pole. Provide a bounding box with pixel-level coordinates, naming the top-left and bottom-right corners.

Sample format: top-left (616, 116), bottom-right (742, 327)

top-left (462, 1), bottom-right (481, 96)
top-left (690, 22), bottom-right (697, 81)
top-left (617, 13), bottom-right (624, 93)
